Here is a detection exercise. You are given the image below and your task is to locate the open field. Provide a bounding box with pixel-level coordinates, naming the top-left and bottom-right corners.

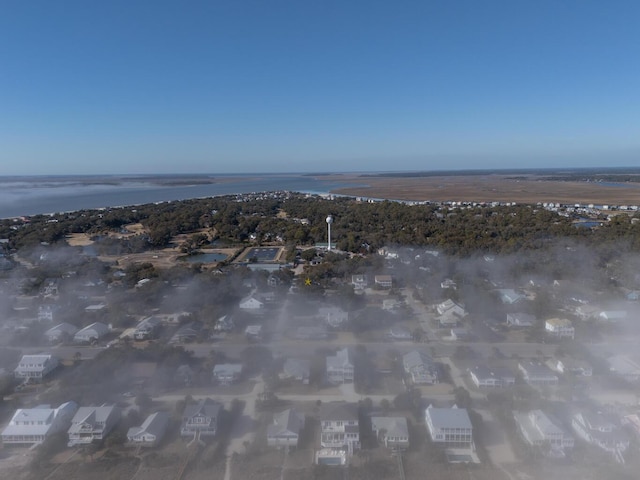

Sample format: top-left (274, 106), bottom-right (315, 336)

top-left (324, 174), bottom-right (640, 205)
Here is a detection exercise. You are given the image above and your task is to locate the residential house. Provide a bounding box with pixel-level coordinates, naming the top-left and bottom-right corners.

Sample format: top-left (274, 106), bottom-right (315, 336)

top-left (351, 274), bottom-right (368, 290)
top-left (38, 304), bottom-right (59, 322)
top-left (450, 328), bottom-right (470, 341)
top-left (245, 324), bottom-right (263, 341)
top-left (267, 408), bottom-right (305, 448)
top-left (545, 318), bottom-right (575, 339)
top-left (598, 310), bottom-right (627, 322)
top-left (84, 303), bottom-right (107, 314)
top-left (497, 289), bottom-right (526, 305)
top-left (326, 348), bottom-right (354, 384)
top-left (553, 358), bottom-right (593, 377)
top-left (424, 405), bottom-right (473, 449)
top-left (126, 411), bottom-right (170, 447)
top-left (607, 354), bottom-right (640, 382)
top-left (280, 358), bottom-right (311, 384)
top-left (469, 365), bottom-right (515, 388)
top-left (175, 364), bottom-right (195, 387)
top-left (402, 350), bottom-right (439, 385)
top-left (506, 313), bottom-right (536, 328)
top-left (134, 316), bottom-right (162, 340)
top-left (73, 322), bottom-right (110, 344)
top-left (374, 275), bottom-right (393, 288)
top-left (181, 398), bottom-right (221, 438)
top-left (440, 279), bottom-right (457, 290)
top-left (67, 405), bottom-right (120, 446)
top-left (518, 361), bottom-right (559, 386)
top-left (436, 299), bottom-right (467, 318)
top-left (319, 306), bottom-right (349, 328)
top-left (1, 401), bottom-right (77, 445)
top-left (239, 296), bottom-right (264, 311)
top-left (513, 410), bottom-right (574, 454)
top-left (212, 363), bottom-right (243, 385)
top-left (44, 322), bottom-right (78, 343)
top-left (572, 411), bottom-right (630, 462)
top-left (387, 326), bottom-right (412, 340)
top-left (319, 402), bottom-right (360, 455)
top-left (371, 416), bottom-right (410, 450)
top-left (213, 314), bottom-right (234, 332)
top-left (169, 322), bottom-right (202, 344)
top-left (14, 354), bottom-right (59, 383)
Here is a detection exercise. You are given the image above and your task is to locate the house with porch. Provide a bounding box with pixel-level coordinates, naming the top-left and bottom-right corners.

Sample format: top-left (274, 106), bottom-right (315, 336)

top-left (67, 405), bottom-right (120, 446)
top-left (402, 350), bottom-right (439, 385)
top-left (181, 399), bottom-right (221, 438)
top-left (371, 416), bottom-right (410, 450)
top-left (319, 402), bottom-right (360, 455)
top-left (267, 408), bottom-right (305, 448)
top-left (513, 410), bottom-right (574, 455)
top-left (127, 411), bottom-right (170, 447)
top-left (14, 354), bottom-right (59, 383)
top-left (326, 348), bottom-right (354, 384)
top-left (1, 401), bottom-right (77, 445)
top-left (424, 405), bottom-right (473, 450)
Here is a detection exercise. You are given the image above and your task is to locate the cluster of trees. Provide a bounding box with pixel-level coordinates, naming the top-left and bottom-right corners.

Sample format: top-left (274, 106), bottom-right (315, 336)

top-left (3, 193), bottom-right (640, 258)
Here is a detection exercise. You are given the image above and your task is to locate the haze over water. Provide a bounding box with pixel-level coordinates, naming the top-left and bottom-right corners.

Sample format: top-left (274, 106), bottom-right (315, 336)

top-left (0, 174), bottom-right (359, 219)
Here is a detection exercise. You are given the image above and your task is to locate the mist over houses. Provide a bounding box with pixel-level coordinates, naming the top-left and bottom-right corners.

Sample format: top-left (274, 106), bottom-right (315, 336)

top-left (1, 192), bottom-right (640, 479)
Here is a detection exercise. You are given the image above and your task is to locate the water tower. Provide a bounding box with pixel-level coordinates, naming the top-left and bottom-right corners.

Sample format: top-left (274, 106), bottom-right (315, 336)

top-left (326, 215), bottom-right (333, 251)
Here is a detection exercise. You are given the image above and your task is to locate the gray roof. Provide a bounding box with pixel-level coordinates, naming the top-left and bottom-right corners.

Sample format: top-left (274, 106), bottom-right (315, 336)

top-left (45, 322), bottom-right (78, 337)
top-left (371, 416), bottom-right (409, 438)
top-left (267, 408), bottom-right (304, 437)
top-left (127, 411), bottom-right (170, 439)
top-left (74, 322), bottom-right (109, 338)
top-left (402, 350), bottom-right (435, 370)
top-left (182, 399), bottom-right (221, 419)
top-left (68, 405), bottom-right (118, 433)
top-left (283, 358), bottom-right (310, 378)
top-left (425, 405), bottom-right (472, 430)
top-left (213, 363), bottom-right (243, 376)
top-left (470, 364), bottom-right (515, 380)
top-left (2, 402), bottom-right (77, 438)
top-left (326, 348), bottom-right (352, 369)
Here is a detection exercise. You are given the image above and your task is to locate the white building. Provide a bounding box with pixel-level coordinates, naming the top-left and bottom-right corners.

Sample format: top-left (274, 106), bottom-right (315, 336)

top-left (68, 405), bottom-right (120, 446)
top-left (126, 411), bottom-right (170, 447)
top-left (267, 408), bottom-right (305, 448)
top-left (424, 405), bottom-right (473, 449)
top-left (545, 318), bottom-right (575, 339)
top-left (326, 348), bottom-right (354, 384)
top-left (14, 354), bottom-right (59, 382)
top-left (73, 322), bottom-right (110, 343)
top-left (513, 410), bottom-right (574, 454)
top-left (1, 402), bottom-right (77, 445)
top-left (319, 403), bottom-right (360, 455)
top-left (572, 411), bottom-right (630, 462)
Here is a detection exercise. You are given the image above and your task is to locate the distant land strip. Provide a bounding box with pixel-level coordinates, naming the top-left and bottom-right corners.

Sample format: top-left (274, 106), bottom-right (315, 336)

top-left (324, 174), bottom-right (640, 205)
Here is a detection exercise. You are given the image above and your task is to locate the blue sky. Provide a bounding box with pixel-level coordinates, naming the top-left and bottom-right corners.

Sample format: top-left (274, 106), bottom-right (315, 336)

top-left (1, 0), bottom-right (639, 175)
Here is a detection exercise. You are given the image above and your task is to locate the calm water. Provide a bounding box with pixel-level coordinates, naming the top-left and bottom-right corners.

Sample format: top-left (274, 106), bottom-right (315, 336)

top-left (183, 252), bottom-right (228, 263)
top-left (0, 174), bottom-right (364, 218)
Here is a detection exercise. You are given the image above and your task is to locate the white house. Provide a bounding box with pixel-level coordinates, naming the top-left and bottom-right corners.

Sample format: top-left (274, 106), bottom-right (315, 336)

top-left (545, 318), bottom-right (575, 339)
top-left (212, 363), bottom-right (243, 385)
top-left (436, 299), bottom-right (467, 318)
top-left (134, 316), bottom-right (162, 341)
top-left (319, 402), bottom-right (360, 455)
top-left (497, 289), bottom-right (526, 305)
top-left (239, 296), bottom-right (264, 311)
top-left (374, 275), bottom-right (393, 288)
top-left (402, 350), bottom-right (439, 385)
top-left (319, 306), bottom-right (349, 328)
top-left (181, 398), bottom-right (221, 438)
top-left (1, 401), bottom-right (77, 445)
top-left (424, 405), bottom-right (473, 449)
top-left (126, 411), bottom-right (170, 447)
top-left (14, 354), bottom-right (59, 382)
top-left (68, 405), bottom-right (120, 446)
top-left (469, 365), bottom-right (515, 388)
top-left (572, 411), bottom-right (630, 462)
top-left (326, 348), bottom-right (354, 384)
top-left (518, 361), bottom-right (559, 386)
top-left (351, 274), bottom-right (368, 290)
top-left (371, 416), bottom-right (410, 449)
top-left (73, 322), bottom-right (110, 344)
top-left (267, 408), bottom-right (305, 448)
top-left (506, 313), bottom-right (536, 328)
top-left (44, 322), bottom-right (78, 343)
top-left (513, 410), bottom-right (574, 454)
